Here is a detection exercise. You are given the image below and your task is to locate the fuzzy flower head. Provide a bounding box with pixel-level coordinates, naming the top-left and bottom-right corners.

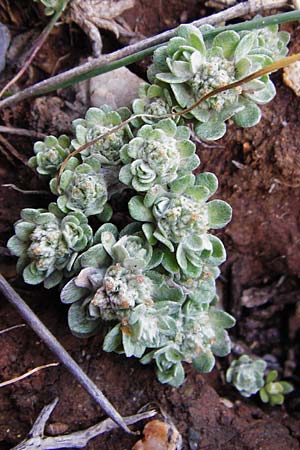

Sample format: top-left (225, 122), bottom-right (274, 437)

top-left (91, 264), bottom-right (154, 316)
top-left (71, 105), bottom-right (133, 165)
top-left (28, 135), bottom-right (71, 177)
top-left (7, 204), bottom-right (93, 288)
top-left (132, 83), bottom-right (180, 126)
top-left (119, 118), bottom-right (199, 191)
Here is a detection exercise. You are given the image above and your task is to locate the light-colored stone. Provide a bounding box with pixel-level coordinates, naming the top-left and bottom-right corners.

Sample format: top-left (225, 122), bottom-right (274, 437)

top-left (89, 66), bottom-right (143, 109)
top-left (283, 61), bottom-right (300, 96)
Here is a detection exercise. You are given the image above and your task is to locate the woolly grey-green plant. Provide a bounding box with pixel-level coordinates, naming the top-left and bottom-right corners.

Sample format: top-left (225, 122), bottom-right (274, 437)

top-left (119, 118), bottom-right (199, 192)
top-left (28, 135), bottom-right (71, 177)
top-left (7, 203), bottom-right (93, 288)
top-left (140, 302), bottom-right (235, 387)
top-left (226, 355), bottom-right (267, 397)
top-left (148, 24), bottom-right (289, 140)
top-left (128, 172), bottom-right (231, 278)
top-left (71, 105), bottom-right (133, 165)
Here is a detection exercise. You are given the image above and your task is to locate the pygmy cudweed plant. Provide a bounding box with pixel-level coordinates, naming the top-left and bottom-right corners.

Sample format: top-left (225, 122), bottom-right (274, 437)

top-left (227, 357), bottom-right (293, 404)
top-left (7, 16), bottom-right (291, 387)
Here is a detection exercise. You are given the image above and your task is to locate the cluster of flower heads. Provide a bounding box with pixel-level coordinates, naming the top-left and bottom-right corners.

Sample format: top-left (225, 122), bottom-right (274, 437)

top-left (8, 22), bottom-right (290, 386)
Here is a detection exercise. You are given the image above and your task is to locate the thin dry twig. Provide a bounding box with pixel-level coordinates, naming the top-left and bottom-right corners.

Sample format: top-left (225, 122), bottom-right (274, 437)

top-left (0, 1), bottom-right (292, 109)
top-left (0, 274), bottom-right (132, 434)
top-left (0, 362), bottom-right (59, 388)
top-left (0, 323), bottom-right (26, 335)
top-left (2, 183), bottom-right (52, 196)
top-left (57, 52), bottom-right (300, 189)
top-left (0, 134), bottom-right (29, 166)
top-left (12, 399), bottom-right (157, 449)
top-left (0, 126), bottom-right (46, 139)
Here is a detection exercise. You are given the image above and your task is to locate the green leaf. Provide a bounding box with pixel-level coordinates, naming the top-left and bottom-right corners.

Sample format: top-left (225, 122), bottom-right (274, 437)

top-left (68, 301), bottom-right (100, 338)
top-left (103, 324), bottom-right (122, 352)
top-left (280, 381), bottom-right (293, 394)
top-left (7, 236), bottom-right (27, 257)
top-left (128, 196), bottom-right (154, 222)
top-left (212, 30), bottom-right (240, 58)
top-left (61, 279), bottom-right (88, 304)
top-left (233, 99), bottom-right (261, 128)
top-left (79, 244), bottom-right (110, 268)
top-left (195, 172), bottom-right (218, 197)
top-left (162, 250), bottom-right (180, 274)
top-left (234, 32), bottom-right (256, 62)
top-left (195, 120), bottom-right (226, 141)
top-left (148, 249), bottom-right (164, 270)
top-left (44, 270), bottom-right (63, 289)
top-left (202, 235), bottom-right (226, 266)
top-left (23, 264), bottom-right (45, 285)
top-left (156, 118), bottom-right (177, 136)
top-left (15, 222), bottom-right (35, 240)
top-left (169, 174), bottom-right (195, 193)
top-left (142, 223), bottom-right (157, 245)
top-left (207, 200), bottom-right (232, 229)
top-left (259, 387), bottom-right (269, 403)
top-left (210, 309), bottom-right (236, 328)
top-left (266, 370), bottom-right (278, 383)
top-left (193, 352), bottom-right (215, 373)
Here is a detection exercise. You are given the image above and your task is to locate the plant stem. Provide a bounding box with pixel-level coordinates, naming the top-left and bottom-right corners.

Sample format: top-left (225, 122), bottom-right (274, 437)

top-left (0, 274), bottom-right (133, 434)
top-left (0, 0), bottom-right (69, 99)
top-left (13, 399), bottom-right (156, 450)
top-left (0, 3), bottom-right (298, 108)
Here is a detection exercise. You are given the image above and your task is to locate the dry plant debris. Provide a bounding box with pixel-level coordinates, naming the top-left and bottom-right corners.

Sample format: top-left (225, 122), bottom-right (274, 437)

top-left (64, 0), bottom-right (136, 56)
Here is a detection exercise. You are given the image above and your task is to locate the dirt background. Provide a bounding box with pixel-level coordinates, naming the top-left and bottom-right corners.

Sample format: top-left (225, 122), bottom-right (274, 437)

top-left (0, 1), bottom-right (300, 449)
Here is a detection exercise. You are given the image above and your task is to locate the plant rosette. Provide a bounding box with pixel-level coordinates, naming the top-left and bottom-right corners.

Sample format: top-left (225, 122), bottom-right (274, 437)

top-left (119, 118), bottom-right (199, 192)
top-left (50, 155), bottom-right (115, 220)
top-left (128, 172), bottom-right (231, 278)
top-left (71, 105), bottom-right (133, 165)
top-left (131, 82), bottom-right (182, 126)
top-left (7, 203), bottom-right (93, 288)
top-left (226, 355), bottom-right (267, 397)
top-left (259, 370), bottom-right (293, 406)
top-left (148, 24), bottom-right (289, 140)
top-left (28, 134), bottom-right (71, 177)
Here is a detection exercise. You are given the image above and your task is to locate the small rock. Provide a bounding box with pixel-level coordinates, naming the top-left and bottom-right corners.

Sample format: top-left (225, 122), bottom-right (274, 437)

top-left (283, 61), bottom-right (300, 96)
top-left (90, 66), bottom-right (143, 109)
top-left (133, 419), bottom-right (182, 450)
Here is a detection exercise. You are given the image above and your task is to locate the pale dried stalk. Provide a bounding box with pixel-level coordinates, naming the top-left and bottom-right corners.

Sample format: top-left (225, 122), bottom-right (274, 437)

top-left (13, 398), bottom-right (157, 450)
top-left (0, 362), bottom-right (59, 388)
top-left (0, 323), bottom-right (25, 335)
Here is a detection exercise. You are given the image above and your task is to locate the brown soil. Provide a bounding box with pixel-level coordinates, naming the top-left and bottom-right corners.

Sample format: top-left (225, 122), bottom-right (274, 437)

top-left (0, 1), bottom-right (300, 449)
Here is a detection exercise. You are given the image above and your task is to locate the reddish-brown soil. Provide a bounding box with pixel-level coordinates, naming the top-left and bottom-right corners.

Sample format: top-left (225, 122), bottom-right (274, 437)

top-left (0, 1), bottom-right (300, 449)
